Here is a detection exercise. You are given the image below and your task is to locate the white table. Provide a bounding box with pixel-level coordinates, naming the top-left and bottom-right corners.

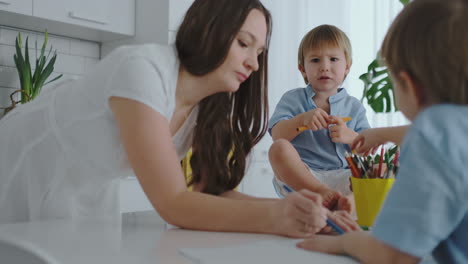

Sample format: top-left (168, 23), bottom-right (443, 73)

top-left (0, 211), bottom-right (357, 264)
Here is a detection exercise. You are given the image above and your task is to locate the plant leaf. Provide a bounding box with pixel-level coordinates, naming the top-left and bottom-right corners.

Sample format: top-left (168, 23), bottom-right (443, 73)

top-left (32, 54), bottom-right (57, 98)
top-left (13, 30), bottom-right (62, 103)
top-left (24, 37), bottom-right (33, 100)
top-left (44, 73), bottom-right (63, 86)
top-left (399, 0), bottom-right (410, 5)
top-left (360, 54), bottom-right (397, 113)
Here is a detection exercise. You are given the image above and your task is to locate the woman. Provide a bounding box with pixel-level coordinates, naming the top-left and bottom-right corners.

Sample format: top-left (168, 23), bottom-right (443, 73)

top-left (0, 0), bottom-right (354, 237)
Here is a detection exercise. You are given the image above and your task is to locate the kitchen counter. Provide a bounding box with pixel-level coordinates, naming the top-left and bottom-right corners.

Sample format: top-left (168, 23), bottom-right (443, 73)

top-left (0, 211), bottom-right (357, 264)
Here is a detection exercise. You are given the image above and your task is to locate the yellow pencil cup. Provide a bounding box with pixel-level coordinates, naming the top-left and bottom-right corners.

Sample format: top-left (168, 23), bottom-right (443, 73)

top-left (351, 177), bottom-right (395, 227)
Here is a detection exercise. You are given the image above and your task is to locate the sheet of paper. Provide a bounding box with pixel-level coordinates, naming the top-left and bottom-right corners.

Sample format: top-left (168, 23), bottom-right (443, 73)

top-left (178, 239), bottom-right (359, 264)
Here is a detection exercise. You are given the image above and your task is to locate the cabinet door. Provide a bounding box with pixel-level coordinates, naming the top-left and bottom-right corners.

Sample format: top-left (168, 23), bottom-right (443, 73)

top-left (34, 0), bottom-right (134, 35)
top-left (0, 0), bottom-right (31, 15)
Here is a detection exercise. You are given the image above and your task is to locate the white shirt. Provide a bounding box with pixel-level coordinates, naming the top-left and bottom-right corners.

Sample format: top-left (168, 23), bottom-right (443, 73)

top-left (0, 44), bottom-right (197, 223)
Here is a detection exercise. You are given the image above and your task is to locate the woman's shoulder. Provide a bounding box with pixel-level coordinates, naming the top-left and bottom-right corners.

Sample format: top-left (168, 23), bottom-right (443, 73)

top-left (113, 43), bottom-right (178, 67)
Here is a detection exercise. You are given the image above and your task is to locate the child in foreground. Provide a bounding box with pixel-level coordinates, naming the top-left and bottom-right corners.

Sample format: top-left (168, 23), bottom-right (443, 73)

top-left (297, 0), bottom-right (468, 263)
top-left (268, 25), bottom-right (370, 212)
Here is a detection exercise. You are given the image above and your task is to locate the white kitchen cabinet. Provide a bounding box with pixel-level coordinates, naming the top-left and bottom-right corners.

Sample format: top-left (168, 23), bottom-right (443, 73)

top-left (102, 0), bottom-right (194, 57)
top-left (0, 0), bottom-right (31, 15)
top-left (0, 0), bottom-right (134, 42)
top-left (34, 0), bottom-right (134, 36)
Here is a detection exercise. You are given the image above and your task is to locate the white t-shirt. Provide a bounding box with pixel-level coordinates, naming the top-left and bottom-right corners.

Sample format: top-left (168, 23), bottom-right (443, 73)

top-left (0, 44), bottom-right (197, 223)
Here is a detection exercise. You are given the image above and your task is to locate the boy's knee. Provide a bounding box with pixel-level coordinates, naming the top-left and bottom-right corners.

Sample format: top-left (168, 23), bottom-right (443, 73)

top-left (269, 139), bottom-right (292, 162)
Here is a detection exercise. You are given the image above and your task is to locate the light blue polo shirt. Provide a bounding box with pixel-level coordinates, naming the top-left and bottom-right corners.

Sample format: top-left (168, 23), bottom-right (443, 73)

top-left (372, 104), bottom-right (468, 263)
top-left (268, 85), bottom-right (370, 171)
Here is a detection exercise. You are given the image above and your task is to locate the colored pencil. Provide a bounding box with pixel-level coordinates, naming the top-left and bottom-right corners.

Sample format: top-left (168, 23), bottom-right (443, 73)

top-left (296, 116), bottom-right (352, 132)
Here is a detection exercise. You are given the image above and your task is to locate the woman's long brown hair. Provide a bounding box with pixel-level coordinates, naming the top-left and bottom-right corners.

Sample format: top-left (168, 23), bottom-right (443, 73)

top-left (176, 0), bottom-right (272, 195)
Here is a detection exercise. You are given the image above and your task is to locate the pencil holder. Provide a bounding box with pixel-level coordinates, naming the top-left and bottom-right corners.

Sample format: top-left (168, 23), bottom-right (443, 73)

top-left (351, 177), bottom-right (394, 227)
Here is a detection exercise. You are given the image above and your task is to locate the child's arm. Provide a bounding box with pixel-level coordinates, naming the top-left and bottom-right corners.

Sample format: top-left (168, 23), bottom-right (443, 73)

top-left (271, 108), bottom-right (330, 141)
top-left (351, 125), bottom-right (409, 154)
top-left (297, 231), bottom-right (420, 264)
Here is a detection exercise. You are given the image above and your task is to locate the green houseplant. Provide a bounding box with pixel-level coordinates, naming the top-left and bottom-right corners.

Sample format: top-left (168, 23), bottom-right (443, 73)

top-left (359, 0), bottom-right (410, 113)
top-left (2, 31), bottom-right (62, 114)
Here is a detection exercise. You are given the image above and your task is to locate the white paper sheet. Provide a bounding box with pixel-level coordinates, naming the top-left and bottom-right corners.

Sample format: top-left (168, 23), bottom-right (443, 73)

top-left (178, 239), bottom-right (359, 264)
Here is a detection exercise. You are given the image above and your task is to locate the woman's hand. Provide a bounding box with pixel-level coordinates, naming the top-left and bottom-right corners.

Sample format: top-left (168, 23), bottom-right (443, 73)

top-left (328, 116), bottom-right (358, 144)
top-left (270, 190), bottom-right (327, 238)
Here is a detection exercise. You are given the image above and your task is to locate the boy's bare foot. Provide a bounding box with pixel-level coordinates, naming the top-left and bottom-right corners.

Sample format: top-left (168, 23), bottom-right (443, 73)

top-left (317, 188), bottom-right (352, 213)
top-left (337, 195), bottom-right (352, 213)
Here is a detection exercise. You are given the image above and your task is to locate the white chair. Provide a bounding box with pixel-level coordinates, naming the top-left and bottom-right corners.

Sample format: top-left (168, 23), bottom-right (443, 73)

top-left (0, 236), bottom-right (60, 264)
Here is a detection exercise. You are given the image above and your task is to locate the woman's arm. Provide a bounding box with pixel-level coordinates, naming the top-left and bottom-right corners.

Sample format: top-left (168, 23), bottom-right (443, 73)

top-left (297, 231), bottom-right (420, 264)
top-left (109, 97), bottom-right (327, 237)
top-left (220, 190), bottom-right (276, 201)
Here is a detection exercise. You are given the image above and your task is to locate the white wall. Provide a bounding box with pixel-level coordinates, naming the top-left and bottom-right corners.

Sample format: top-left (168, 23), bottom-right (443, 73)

top-left (348, 0), bottom-right (408, 127)
top-left (0, 26), bottom-right (100, 118)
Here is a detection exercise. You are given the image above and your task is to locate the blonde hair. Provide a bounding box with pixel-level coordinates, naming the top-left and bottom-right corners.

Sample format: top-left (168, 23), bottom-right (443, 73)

top-left (297, 24), bottom-right (352, 84)
top-left (381, 0), bottom-right (468, 105)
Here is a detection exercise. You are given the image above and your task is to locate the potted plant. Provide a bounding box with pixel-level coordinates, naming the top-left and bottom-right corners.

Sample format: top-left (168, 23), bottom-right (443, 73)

top-left (2, 31), bottom-right (62, 115)
top-left (359, 0), bottom-right (410, 113)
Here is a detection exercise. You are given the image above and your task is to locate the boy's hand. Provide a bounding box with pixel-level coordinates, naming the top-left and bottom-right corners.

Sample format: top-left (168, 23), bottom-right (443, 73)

top-left (328, 116), bottom-right (358, 144)
top-left (297, 234), bottom-right (344, 254)
top-left (301, 108), bottom-right (330, 131)
top-left (351, 128), bottom-right (387, 155)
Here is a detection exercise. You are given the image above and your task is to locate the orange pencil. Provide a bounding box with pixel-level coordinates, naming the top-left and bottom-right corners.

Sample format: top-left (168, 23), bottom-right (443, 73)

top-left (344, 151), bottom-right (360, 178)
top-left (296, 116), bottom-right (352, 132)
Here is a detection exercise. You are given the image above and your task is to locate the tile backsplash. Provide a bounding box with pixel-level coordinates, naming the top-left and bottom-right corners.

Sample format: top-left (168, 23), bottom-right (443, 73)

top-left (0, 26), bottom-right (101, 118)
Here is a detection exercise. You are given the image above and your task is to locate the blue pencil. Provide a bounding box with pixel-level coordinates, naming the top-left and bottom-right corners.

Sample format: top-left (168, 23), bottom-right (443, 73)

top-left (325, 218), bottom-right (345, 235)
top-left (282, 184), bottom-right (345, 235)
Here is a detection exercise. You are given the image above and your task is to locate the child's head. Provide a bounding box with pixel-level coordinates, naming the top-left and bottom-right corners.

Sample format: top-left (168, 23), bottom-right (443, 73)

top-left (381, 0), bottom-right (468, 120)
top-left (298, 25), bottom-right (352, 87)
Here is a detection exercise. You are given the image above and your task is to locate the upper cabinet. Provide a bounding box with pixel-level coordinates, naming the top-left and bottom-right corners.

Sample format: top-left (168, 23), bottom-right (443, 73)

top-left (101, 0), bottom-right (194, 57)
top-left (34, 0), bottom-right (134, 37)
top-left (0, 0), bottom-right (134, 42)
top-left (0, 0), bottom-right (32, 15)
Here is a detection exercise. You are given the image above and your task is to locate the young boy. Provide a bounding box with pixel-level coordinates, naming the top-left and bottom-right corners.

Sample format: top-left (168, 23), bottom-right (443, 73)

top-left (268, 25), bottom-right (370, 211)
top-left (297, 0), bottom-right (468, 263)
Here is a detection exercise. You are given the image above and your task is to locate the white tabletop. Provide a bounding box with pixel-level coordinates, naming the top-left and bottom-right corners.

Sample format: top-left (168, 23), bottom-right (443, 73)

top-left (0, 211), bottom-right (358, 264)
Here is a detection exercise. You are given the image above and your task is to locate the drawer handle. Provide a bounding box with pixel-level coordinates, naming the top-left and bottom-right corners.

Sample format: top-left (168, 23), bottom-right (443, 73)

top-left (68, 11), bottom-right (108, 25)
top-left (0, 1), bottom-right (11, 5)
